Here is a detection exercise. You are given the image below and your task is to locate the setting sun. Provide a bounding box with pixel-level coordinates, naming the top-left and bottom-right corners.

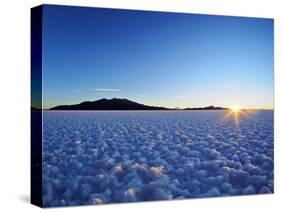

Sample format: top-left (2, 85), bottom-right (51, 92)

top-left (230, 105), bottom-right (241, 112)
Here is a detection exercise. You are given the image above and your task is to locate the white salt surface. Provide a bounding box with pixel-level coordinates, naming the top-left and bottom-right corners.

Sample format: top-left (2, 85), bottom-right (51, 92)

top-left (42, 110), bottom-right (273, 207)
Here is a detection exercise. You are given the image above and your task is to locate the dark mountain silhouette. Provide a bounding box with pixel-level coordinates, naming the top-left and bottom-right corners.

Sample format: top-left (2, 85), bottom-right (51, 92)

top-left (184, 105), bottom-right (227, 110)
top-left (50, 98), bottom-right (228, 111)
top-left (31, 106), bottom-right (40, 111)
top-left (50, 98), bottom-right (170, 110)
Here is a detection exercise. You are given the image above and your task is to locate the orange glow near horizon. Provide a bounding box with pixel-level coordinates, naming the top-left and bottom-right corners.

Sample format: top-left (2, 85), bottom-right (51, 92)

top-left (221, 105), bottom-right (257, 126)
top-left (229, 105), bottom-right (241, 113)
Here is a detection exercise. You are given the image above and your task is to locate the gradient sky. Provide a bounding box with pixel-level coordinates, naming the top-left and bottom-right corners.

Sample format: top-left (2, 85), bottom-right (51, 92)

top-left (42, 5), bottom-right (274, 109)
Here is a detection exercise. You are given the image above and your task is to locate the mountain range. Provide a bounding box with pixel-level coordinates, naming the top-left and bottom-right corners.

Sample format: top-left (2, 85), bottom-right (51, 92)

top-left (50, 98), bottom-right (227, 110)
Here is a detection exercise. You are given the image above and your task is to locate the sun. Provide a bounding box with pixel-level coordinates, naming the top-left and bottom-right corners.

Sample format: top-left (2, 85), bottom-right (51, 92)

top-left (229, 105), bottom-right (241, 112)
top-left (223, 104), bottom-right (253, 126)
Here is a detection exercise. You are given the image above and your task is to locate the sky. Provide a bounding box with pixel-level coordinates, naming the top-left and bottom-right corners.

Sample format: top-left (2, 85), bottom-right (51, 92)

top-left (41, 5), bottom-right (274, 109)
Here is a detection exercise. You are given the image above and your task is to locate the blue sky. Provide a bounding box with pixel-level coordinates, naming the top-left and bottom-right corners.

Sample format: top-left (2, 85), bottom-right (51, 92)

top-left (42, 5), bottom-right (274, 109)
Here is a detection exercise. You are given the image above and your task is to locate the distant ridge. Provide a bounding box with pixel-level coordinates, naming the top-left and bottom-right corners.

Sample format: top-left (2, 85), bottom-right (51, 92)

top-left (50, 98), bottom-right (228, 111)
top-left (50, 98), bottom-right (169, 110)
top-left (31, 106), bottom-right (40, 111)
top-left (184, 105), bottom-right (227, 110)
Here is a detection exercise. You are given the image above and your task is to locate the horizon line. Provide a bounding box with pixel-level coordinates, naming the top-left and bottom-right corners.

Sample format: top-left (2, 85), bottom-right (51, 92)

top-left (32, 97), bottom-right (273, 110)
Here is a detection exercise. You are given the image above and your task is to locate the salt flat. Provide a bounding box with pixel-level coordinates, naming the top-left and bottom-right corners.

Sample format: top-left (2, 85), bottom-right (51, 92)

top-left (42, 110), bottom-right (273, 207)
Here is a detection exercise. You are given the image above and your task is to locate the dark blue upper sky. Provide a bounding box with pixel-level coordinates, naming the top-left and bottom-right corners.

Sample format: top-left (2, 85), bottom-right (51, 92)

top-left (42, 5), bottom-right (273, 109)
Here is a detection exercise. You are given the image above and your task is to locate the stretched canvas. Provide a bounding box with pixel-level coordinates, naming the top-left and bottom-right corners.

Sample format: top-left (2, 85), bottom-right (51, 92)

top-left (31, 4), bottom-right (274, 208)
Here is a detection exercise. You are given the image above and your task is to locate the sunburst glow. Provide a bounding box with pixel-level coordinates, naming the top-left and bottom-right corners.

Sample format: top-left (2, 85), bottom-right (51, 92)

top-left (230, 105), bottom-right (241, 113)
top-left (223, 104), bottom-right (255, 126)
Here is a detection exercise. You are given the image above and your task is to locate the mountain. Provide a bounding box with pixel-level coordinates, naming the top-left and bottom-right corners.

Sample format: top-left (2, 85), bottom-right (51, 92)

top-left (50, 98), bottom-right (170, 110)
top-left (50, 98), bottom-right (227, 111)
top-left (31, 106), bottom-right (40, 111)
top-left (184, 105), bottom-right (227, 110)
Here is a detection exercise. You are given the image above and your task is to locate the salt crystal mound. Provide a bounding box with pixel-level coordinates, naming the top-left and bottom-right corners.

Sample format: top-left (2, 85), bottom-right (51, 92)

top-left (42, 110), bottom-right (273, 207)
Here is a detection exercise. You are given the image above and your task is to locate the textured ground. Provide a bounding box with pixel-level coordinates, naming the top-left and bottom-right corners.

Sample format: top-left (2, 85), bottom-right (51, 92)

top-left (42, 110), bottom-right (273, 207)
